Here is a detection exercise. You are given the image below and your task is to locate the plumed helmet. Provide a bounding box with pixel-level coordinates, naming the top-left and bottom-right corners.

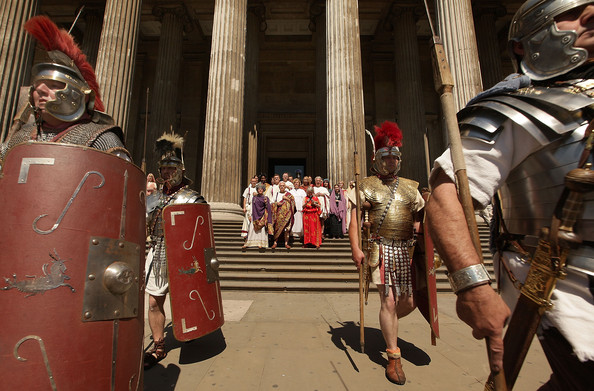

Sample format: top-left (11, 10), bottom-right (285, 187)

top-left (509, 0), bottom-right (594, 80)
top-left (155, 131), bottom-right (188, 187)
top-left (25, 16), bottom-right (104, 122)
top-left (371, 121), bottom-right (402, 176)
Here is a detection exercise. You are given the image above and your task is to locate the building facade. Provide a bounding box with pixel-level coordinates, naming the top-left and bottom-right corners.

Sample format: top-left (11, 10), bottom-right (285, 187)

top-left (1, 0), bottom-right (520, 215)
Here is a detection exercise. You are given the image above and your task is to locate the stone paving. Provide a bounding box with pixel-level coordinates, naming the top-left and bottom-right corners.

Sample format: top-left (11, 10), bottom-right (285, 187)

top-left (143, 292), bottom-right (550, 391)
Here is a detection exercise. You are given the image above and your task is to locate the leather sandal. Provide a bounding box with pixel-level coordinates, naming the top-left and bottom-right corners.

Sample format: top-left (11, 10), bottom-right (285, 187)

top-left (144, 338), bottom-right (167, 370)
top-left (386, 349), bottom-right (406, 385)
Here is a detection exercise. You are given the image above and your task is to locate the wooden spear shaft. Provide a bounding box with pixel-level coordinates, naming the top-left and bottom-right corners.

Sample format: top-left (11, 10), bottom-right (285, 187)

top-left (430, 37), bottom-right (508, 391)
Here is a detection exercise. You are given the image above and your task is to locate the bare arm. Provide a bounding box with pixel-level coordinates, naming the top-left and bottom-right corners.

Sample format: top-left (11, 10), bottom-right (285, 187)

top-left (426, 169), bottom-right (510, 373)
top-left (348, 207), bottom-right (364, 269)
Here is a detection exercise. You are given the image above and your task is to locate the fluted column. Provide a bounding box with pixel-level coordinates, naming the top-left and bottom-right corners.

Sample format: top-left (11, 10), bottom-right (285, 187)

top-left (436, 0), bottom-right (483, 111)
top-left (392, 6), bottom-right (428, 186)
top-left (0, 0), bottom-right (38, 142)
top-left (80, 6), bottom-right (104, 68)
top-left (201, 0), bottom-right (247, 215)
top-left (242, 6), bottom-right (262, 187)
top-left (313, 2), bottom-right (327, 177)
top-left (474, 1), bottom-right (506, 89)
top-left (95, 0), bottom-right (142, 135)
top-left (326, 0), bottom-right (366, 186)
top-left (145, 4), bottom-right (191, 172)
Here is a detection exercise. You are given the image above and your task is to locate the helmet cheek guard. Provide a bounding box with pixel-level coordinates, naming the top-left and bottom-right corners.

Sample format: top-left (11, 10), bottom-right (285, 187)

top-left (31, 63), bottom-right (93, 122)
top-left (372, 147), bottom-right (401, 176)
top-left (159, 157), bottom-right (185, 187)
top-left (509, 0), bottom-right (594, 80)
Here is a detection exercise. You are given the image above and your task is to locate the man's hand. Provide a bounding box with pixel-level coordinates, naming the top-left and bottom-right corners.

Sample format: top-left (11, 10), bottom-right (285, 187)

top-left (352, 248), bottom-right (364, 269)
top-left (456, 284), bottom-right (511, 373)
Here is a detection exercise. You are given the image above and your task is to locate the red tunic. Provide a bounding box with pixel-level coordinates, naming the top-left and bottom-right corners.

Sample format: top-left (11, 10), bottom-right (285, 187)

top-left (302, 195), bottom-right (322, 247)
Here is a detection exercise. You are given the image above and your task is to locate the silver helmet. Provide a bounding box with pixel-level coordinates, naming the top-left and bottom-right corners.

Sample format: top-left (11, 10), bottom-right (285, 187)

top-left (30, 60), bottom-right (94, 122)
top-left (509, 0), bottom-right (594, 80)
top-left (372, 147), bottom-right (401, 176)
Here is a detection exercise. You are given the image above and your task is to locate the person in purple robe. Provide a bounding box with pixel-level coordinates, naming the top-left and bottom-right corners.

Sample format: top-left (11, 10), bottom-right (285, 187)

top-left (243, 183), bottom-right (273, 250)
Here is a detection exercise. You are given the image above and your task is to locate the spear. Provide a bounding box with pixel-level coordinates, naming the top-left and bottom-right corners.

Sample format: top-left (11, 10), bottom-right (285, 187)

top-left (141, 88), bottom-right (149, 173)
top-left (347, 86), bottom-right (367, 353)
top-left (422, 1), bottom-right (507, 390)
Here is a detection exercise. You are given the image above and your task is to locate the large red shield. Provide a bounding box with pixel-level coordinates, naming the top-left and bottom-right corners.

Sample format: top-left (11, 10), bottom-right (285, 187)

top-left (414, 192), bottom-right (440, 344)
top-left (0, 142), bottom-right (146, 391)
top-left (162, 203), bottom-right (224, 341)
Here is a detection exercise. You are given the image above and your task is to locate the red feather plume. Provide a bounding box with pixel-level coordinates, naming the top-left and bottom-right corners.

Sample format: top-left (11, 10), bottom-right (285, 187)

top-left (24, 15), bottom-right (104, 112)
top-left (373, 121), bottom-right (403, 151)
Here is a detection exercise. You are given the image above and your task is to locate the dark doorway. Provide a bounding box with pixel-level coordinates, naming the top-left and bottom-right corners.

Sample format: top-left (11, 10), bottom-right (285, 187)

top-left (269, 158), bottom-right (306, 180)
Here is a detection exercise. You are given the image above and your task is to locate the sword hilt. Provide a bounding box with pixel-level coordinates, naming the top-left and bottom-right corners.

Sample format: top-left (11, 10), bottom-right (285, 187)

top-left (557, 164), bottom-right (594, 244)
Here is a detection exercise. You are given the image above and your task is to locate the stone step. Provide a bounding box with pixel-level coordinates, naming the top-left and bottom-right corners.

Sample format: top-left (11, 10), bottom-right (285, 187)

top-left (219, 280), bottom-right (456, 293)
top-left (212, 220), bottom-right (494, 293)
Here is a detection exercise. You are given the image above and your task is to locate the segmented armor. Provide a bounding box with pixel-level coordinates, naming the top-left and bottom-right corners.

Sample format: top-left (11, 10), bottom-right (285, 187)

top-left (458, 79), bottom-right (594, 276)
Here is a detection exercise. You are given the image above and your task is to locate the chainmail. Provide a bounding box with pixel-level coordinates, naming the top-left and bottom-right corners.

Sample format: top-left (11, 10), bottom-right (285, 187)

top-left (90, 131), bottom-right (126, 152)
top-left (1, 121), bottom-right (128, 160)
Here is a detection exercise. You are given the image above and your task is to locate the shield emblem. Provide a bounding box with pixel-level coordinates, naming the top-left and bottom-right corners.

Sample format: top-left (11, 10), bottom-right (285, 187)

top-left (0, 142), bottom-right (146, 391)
top-left (162, 203), bottom-right (224, 341)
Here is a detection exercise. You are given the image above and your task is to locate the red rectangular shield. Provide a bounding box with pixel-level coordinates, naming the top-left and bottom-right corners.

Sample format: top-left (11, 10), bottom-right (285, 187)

top-left (0, 143), bottom-right (146, 391)
top-left (162, 203), bottom-right (224, 341)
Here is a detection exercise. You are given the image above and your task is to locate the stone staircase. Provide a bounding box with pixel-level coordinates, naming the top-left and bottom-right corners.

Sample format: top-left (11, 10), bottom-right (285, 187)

top-left (214, 219), bottom-right (494, 293)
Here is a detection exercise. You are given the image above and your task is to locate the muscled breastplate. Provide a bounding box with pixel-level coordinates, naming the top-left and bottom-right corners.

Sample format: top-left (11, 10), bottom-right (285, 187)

top-left (360, 176), bottom-right (418, 241)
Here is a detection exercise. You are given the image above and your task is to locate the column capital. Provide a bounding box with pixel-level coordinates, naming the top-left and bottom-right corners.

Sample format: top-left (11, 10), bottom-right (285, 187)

top-left (153, 3), bottom-right (194, 33)
top-left (248, 1), bottom-right (267, 32)
top-left (383, 2), bottom-right (422, 32)
top-left (473, 1), bottom-right (506, 18)
top-left (308, 0), bottom-right (325, 32)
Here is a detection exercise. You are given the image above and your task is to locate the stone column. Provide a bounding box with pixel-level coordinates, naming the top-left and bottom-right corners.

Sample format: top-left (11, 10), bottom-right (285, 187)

top-left (80, 6), bottom-right (104, 68)
top-left (94, 0), bottom-right (142, 135)
top-left (392, 5), bottom-right (429, 186)
top-left (373, 59), bottom-right (396, 124)
top-left (312, 1), bottom-right (327, 177)
top-left (145, 4), bottom-right (192, 172)
top-left (242, 6), bottom-right (262, 187)
top-left (474, 1), bottom-right (506, 89)
top-left (436, 0), bottom-right (483, 111)
top-left (326, 0), bottom-right (366, 186)
top-left (247, 125), bottom-right (258, 183)
top-left (0, 0), bottom-right (38, 142)
top-left (201, 0), bottom-right (247, 216)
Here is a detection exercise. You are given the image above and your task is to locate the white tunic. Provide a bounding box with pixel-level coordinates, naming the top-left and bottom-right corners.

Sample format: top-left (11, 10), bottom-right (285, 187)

top-left (432, 119), bottom-right (594, 362)
top-left (289, 188), bottom-right (306, 236)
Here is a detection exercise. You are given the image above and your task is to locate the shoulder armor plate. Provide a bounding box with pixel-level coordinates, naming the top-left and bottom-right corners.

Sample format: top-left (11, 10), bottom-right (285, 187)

top-left (458, 83), bottom-right (592, 146)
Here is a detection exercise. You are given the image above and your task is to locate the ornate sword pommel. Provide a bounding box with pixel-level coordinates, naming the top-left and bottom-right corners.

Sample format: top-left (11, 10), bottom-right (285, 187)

top-left (558, 165), bottom-right (594, 243)
top-left (361, 201), bottom-right (372, 211)
top-left (565, 164), bottom-right (594, 193)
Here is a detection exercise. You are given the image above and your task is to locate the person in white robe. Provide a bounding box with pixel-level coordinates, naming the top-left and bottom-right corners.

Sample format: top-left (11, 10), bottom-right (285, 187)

top-left (241, 176), bottom-right (258, 240)
top-left (289, 178), bottom-right (306, 239)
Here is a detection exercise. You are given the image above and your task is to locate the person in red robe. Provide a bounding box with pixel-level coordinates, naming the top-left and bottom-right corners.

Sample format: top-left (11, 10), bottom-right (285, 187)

top-left (302, 186), bottom-right (322, 248)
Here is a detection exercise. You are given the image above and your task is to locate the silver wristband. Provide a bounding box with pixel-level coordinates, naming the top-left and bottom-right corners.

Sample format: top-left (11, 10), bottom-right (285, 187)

top-left (447, 263), bottom-right (492, 294)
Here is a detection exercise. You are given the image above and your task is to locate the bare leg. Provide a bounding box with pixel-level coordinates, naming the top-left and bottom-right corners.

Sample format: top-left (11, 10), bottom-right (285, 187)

top-left (378, 285), bottom-right (415, 384)
top-left (148, 294), bottom-right (167, 342)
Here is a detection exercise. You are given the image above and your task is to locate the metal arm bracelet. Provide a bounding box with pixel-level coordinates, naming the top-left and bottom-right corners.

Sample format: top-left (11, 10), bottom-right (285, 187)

top-left (447, 263), bottom-right (492, 294)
